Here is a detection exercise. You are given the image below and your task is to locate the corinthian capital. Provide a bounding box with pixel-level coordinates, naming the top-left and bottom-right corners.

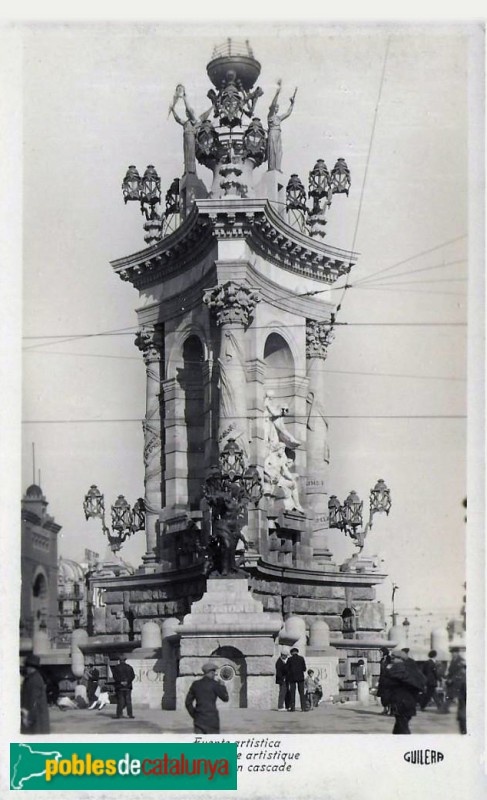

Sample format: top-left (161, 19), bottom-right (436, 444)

top-left (134, 325), bottom-right (163, 364)
top-left (203, 281), bottom-right (260, 328)
top-left (306, 319), bottom-right (335, 360)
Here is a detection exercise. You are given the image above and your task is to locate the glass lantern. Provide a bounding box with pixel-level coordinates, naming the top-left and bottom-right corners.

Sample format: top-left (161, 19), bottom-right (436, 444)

top-left (121, 165), bottom-right (141, 203)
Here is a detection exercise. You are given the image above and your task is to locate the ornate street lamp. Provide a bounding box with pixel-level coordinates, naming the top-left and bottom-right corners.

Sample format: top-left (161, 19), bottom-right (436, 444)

top-left (286, 174), bottom-right (307, 213)
top-left (122, 165), bottom-right (141, 203)
top-left (121, 164), bottom-right (164, 244)
top-left (328, 479), bottom-right (391, 551)
top-left (330, 158), bottom-right (351, 195)
top-left (83, 484), bottom-right (145, 553)
top-left (307, 157), bottom-right (351, 238)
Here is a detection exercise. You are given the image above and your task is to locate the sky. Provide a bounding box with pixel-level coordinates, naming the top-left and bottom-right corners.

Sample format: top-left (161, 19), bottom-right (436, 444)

top-left (12, 21), bottom-right (481, 618)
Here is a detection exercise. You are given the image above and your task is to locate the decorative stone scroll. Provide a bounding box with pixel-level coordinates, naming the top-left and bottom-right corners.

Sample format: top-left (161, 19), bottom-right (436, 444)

top-left (203, 282), bottom-right (260, 328)
top-left (305, 319), bottom-right (335, 360)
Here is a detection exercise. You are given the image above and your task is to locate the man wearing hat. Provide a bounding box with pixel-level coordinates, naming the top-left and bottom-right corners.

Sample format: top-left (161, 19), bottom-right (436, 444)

top-left (111, 655), bottom-right (136, 720)
top-left (20, 655), bottom-right (50, 734)
top-left (185, 662), bottom-right (229, 733)
top-left (387, 650), bottom-right (426, 734)
top-left (286, 647), bottom-right (308, 712)
top-left (275, 647), bottom-right (291, 711)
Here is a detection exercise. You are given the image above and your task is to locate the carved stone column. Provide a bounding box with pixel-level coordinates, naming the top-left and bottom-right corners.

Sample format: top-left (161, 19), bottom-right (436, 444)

top-left (135, 324), bottom-right (164, 567)
top-left (305, 319), bottom-right (334, 563)
top-left (203, 282), bottom-right (259, 457)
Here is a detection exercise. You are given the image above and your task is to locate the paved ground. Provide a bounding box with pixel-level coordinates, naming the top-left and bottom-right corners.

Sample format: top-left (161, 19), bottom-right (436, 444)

top-left (49, 701), bottom-right (460, 736)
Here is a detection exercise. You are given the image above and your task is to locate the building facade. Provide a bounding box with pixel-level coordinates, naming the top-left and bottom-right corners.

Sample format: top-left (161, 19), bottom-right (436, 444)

top-left (20, 484), bottom-right (60, 643)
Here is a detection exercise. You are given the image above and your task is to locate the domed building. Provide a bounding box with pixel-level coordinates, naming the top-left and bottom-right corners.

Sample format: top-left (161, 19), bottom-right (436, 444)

top-left (57, 557), bottom-right (89, 644)
top-left (20, 484), bottom-right (61, 643)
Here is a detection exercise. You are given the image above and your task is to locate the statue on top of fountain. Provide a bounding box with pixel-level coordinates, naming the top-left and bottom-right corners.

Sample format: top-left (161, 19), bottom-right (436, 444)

top-left (264, 390), bottom-right (301, 451)
top-left (207, 69), bottom-right (263, 128)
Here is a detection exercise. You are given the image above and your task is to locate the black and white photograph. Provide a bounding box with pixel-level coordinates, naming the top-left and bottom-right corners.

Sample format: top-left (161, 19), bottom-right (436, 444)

top-left (0, 12), bottom-right (484, 800)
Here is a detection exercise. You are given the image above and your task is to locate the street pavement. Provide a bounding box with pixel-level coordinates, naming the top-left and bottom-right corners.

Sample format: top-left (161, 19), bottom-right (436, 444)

top-left (49, 701), bottom-right (460, 736)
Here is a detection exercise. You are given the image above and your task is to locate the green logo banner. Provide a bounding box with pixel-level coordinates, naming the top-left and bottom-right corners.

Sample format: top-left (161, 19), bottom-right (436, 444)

top-left (10, 742), bottom-right (237, 791)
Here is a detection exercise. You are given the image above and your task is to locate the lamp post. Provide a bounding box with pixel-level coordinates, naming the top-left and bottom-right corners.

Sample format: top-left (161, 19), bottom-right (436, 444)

top-left (83, 485), bottom-right (146, 554)
top-left (122, 164), bottom-right (165, 244)
top-left (328, 479), bottom-right (391, 551)
top-left (307, 157), bottom-right (351, 238)
top-left (391, 582), bottom-right (399, 626)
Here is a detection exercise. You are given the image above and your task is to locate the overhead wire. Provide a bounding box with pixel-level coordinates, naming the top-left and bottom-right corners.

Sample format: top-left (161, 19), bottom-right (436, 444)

top-left (351, 234), bottom-right (467, 286)
top-left (299, 35), bottom-right (391, 307)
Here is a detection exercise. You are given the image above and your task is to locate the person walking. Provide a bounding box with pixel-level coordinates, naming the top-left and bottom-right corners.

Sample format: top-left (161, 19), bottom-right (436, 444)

top-left (287, 647), bottom-right (308, 712)
top-left (185, 662), bottom-right (229, 734)
top-left (275, 648), bottom-right (291, 711)
top-left (20, 655), bottom-right (50, 734)
top-left (443, 647), bottom-right (466, 713)
top-left (111, 655), bottom-right (135, 719)
top-left (377, 647), bottom-right (393, 715)
top-left (387, 650), bottom-right (426, 734)
top-left (420, 650), bottom-right (441, 710)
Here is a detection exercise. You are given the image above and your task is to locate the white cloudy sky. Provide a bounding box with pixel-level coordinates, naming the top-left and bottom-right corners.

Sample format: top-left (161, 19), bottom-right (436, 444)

top-left (8, 21), bottom-right (481, 616)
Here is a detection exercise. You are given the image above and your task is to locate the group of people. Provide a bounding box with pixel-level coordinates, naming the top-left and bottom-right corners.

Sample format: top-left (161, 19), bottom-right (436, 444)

top-left (20, 653), bottom-right (137, 733)
top-left (376, 646), bottom-right (467, 734)
top-left (275, 647), bottom-right (323, 712)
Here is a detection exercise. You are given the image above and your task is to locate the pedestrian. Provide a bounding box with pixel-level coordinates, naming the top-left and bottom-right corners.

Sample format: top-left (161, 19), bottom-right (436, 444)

top-left (287, 647), bottom-right (308, 712)
top-left (275, 648), bottom-right (291, 711)
top-left (455, 661), bottom-right (467, 734)
top-left (420, 650), bottom-right (442, 710)
top-left (74, 680), bottom-right (89, 709)
top-left (304, 669), bottom-right (323, 709)
top-left (387, 650), bottom-right (426, 734)
top-left (185, 662), bottom-right (229, 734)
top-left (89, 683), bottom-right (111, 710)
top-left (376, 647), bottom-right (393, 715)
top-left (85, 662), bottom-right (100, 705)
top-left (111, 655), bottom-right (135, 719)
top-left (443, 647), bottom-right (466, 713)
top-left (20, 654), bottom-right (50, 734)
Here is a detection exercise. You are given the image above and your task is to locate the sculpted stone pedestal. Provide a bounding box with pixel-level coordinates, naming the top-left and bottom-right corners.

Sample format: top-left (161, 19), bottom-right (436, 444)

top-left (175, 578), bottom-right (281, 710)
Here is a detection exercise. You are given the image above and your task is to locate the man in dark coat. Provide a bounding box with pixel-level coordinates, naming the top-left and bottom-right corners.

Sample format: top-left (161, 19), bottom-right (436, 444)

top-left (20, 655), bottom-right (50, 734)
top-left (275, 648), bottom-right (291, 711)
top-left (420, 650), bottom-right (441, 710)
top-left (387, 650), bottom-right (426, 734)
top-left (287, 647), bottom-right (308, 712)
top-left (185, 662), bottom-right (229, 733)
top-left (111, 655), bottom-right (136, 719)
top-left (376, 647), bottom-right (393, 715)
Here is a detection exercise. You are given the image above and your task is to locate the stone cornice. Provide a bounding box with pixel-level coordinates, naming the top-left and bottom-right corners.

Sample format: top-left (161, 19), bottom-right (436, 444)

top-left (111, 199), bottom-right (358, 290)
top-left (110, 206), bottom-right (215, 290)
top-left (250, 201), bottom-right (357, 283)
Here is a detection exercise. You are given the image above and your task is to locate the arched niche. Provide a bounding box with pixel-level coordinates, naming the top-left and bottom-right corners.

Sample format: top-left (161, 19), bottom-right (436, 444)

top-left (210, 645), bottom-right (248, 708)
top-left (177, 335), bottom-right (206, 509)
top-left (263, 332), bottom-right (295, 383)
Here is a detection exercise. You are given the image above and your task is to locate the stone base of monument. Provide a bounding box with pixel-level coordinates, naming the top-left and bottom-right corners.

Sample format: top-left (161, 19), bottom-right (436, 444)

top-left (128, 641), bottom-right (178, 710)
top-left (175, 577), bottom-right (281, 710)
top-left (305, 654), bottom-right (340, 701)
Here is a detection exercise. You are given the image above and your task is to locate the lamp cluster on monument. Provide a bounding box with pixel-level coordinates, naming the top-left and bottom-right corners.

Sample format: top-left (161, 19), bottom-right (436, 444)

top-left (328, 479), bottom-right (391, 551)
top-left (83, 484), bottom-right (146, 553)
top-left (286, 158), bottom-right (351, 238)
